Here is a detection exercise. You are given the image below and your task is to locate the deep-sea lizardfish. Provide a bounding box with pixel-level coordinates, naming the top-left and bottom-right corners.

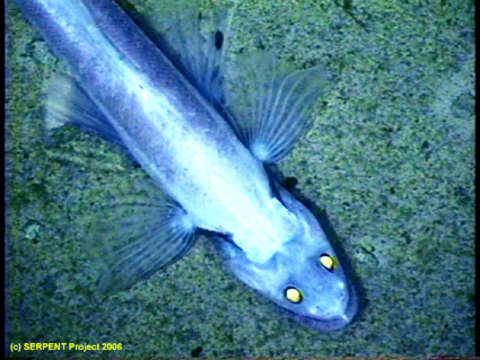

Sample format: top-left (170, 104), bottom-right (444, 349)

top-left (15, 0), bottom-right (358, 330)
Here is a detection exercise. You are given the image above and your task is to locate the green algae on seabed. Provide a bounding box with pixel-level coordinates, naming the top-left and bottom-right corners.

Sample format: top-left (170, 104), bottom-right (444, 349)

top-left (6, 0), bottom-right (474, 357)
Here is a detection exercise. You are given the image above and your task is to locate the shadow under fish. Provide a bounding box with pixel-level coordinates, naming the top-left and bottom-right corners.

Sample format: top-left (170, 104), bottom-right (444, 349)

top-left (15, 0), bottom-right (359, 331)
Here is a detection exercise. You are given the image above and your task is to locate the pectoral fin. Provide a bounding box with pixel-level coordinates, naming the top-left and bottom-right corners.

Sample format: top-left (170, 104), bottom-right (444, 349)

top-left (223, 53), bottom-right (330, 163)
top-left (89, 177), bottom-right (197, 294)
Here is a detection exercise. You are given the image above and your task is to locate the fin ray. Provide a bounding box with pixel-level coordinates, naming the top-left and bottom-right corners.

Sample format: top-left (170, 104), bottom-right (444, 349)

top-left (87, 177), bottom-right (197, 293)
top-left (152, 8), bottom-right (230, 109)
top-left (224, 54), bottom-right (330, 163)
top-left (45, 74), bottom-right (125, 148)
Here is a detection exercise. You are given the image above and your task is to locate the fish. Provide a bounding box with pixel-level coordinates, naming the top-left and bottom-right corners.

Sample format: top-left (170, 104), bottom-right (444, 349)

top-left (14, 0), bottom-right (358, 330)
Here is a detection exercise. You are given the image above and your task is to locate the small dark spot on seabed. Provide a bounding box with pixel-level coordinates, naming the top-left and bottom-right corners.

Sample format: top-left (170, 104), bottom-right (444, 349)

top-left (454, 186), bottom-right (470, 206)
top-left (224, 282), bottom-right (236, 292)
top-left (191, 346), bottom-right (203, 357)
top-left (284, 176), bottom-right (298, 191)
top-left (454, 186), bottom-right (467, 197)
top-left (401, 231), bottom-right (412, 244)
top-left (343, 0), bottom-right (352, 10)
top-left (378, 194), bottom-right (388, 204)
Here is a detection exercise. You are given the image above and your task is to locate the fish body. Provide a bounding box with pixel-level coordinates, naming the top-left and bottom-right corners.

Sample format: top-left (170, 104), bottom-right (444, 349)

top-left (15, 0), bottom-right (358, 330)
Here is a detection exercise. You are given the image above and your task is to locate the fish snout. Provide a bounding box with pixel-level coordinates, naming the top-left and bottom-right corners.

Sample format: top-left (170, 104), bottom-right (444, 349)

top-left (311, 279), bottom-right (356, 322)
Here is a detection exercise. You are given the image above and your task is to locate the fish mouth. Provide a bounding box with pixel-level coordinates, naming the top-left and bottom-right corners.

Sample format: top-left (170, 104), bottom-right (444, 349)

top-left (285, 281), bottom-right (359, 331)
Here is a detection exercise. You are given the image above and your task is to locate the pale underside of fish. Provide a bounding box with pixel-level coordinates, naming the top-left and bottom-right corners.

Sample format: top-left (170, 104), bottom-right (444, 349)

top-left (14, 0), bottom-right (358, 331)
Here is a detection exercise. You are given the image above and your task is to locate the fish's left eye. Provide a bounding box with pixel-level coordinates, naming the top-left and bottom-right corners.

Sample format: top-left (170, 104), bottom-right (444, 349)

top-left (319, 253), bottom-right (338, 271)
top-left (284, 286), bottom-right (303, 303)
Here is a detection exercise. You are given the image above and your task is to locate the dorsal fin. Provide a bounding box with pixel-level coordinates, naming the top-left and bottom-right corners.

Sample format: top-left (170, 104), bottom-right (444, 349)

top-left (145, 6), bottom-right (233, 110)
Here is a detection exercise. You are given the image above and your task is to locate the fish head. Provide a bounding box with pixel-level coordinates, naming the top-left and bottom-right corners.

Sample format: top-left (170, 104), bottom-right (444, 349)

top-left (220, 184), bottom-right (358, 331)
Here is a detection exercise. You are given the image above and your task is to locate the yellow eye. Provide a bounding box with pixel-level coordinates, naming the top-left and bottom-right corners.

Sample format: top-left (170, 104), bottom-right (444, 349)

top-left (284, 286), bottom-right (303, 303)
top-left (319, 253), bottom-right (337, 271)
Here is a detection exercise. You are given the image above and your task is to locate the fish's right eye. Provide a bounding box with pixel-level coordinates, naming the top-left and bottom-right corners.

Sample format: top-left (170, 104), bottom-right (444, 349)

top-left (284, 286), bottom-right (303, 303)
top-left (319, 253), bottom-right (338, 271)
